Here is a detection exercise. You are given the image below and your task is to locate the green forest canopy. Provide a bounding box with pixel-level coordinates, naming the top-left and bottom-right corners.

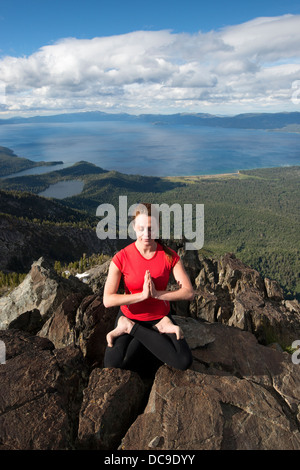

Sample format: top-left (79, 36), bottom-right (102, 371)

top-left (0, 164), bottom-right (299, 299)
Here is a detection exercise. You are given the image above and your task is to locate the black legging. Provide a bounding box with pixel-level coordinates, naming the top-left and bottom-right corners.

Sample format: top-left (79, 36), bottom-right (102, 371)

top-left (104, 309), bottom-right (193, 373)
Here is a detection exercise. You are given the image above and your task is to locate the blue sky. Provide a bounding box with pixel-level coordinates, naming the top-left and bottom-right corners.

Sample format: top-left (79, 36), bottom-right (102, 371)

top-left (1, 0), bottom-right (300, 56)
top-left (1, 0), bottom-right (300, 116)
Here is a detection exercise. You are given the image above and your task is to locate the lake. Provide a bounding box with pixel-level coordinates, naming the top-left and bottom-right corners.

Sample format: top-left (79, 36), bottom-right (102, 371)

top-left (38, 180), bottom-right (85, 199)
top-left (0, 120), bottom-right (299, 177)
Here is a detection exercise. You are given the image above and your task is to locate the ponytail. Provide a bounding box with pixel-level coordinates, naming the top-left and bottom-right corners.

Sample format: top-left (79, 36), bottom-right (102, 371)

top-left (155, 238), bottom-right (175, 264)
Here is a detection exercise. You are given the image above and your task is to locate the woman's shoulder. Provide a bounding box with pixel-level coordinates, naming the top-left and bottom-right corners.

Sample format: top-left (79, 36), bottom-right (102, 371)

top-left (114, 242), bottom-right (136, 257)
top-left (123, 241), bottom-right (137, 252)
top-left (112, 242), bottom-right (136, 270)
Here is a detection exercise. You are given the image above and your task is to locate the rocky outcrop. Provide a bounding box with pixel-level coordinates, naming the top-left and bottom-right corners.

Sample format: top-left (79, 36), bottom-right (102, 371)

top-left (0, 329), bottom-right (88, 450)
top-left (121, 362), bottom-right (300, 450)
top-left (184, 252), bottom-right (300, 349)
top-left (119, 318), bottom-right (300, 450)
top-left (0, 257), bottom-right (92, 331)
top-left (0, 212), bottom-right (119, 273)
top-left (77, 368), bottom-right (146, 450)
top-left (1, 250), bottom-right (300, 450)
top-left (73, 294), bottom-right (118, 367)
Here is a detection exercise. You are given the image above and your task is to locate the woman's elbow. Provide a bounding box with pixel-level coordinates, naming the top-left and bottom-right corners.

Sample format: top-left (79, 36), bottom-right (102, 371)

top-left (187, 289), bottom-right (195, 301)
top-left (181, 287), bottom-right (195, 301)
top-left (103, 294), bottom-right (112, 309)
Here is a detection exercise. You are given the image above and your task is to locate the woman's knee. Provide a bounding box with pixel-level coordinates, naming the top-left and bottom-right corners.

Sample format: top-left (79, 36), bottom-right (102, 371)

top-left (175, 352), bottom-right (193, 371)
top-left (172, 343), bottom-right (193, 371)
top-left (103, 347), bottom-right (124, 369)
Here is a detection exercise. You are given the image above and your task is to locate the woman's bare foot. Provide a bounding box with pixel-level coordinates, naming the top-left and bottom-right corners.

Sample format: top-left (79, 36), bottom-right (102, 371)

top-left (106, 315), bottom-right (135, 347)
top-left (154, 316), bottom-right (184, 340)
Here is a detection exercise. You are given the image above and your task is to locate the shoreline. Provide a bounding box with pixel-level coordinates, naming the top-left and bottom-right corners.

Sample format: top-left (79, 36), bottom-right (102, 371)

top-left (162, 170), bottom-right (241, 181)
top-left (163, 165), bottom-right (300, 180)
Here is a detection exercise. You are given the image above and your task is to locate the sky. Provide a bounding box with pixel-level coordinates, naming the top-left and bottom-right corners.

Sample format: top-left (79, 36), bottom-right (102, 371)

top-left (1, 0), bottom-right (300, 116)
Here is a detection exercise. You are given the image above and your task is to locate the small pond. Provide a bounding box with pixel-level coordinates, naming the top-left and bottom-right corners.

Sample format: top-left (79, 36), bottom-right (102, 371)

top-left (38, 179), bottom-right (84, 199)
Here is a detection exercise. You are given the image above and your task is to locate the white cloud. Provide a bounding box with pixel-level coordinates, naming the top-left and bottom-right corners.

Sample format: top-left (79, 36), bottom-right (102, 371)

top-left (1, 15), bottom-right (300, 115)
top-left (221, 15), bottom-right (300, 62)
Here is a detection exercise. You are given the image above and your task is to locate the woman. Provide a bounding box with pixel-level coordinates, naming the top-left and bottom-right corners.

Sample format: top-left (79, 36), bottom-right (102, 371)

top-left (103, 203), bottom-right (194, 373)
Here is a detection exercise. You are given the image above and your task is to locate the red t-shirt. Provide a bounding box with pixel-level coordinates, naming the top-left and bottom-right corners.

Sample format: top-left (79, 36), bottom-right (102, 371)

top-left (112, 241), bottom-right (180, 321)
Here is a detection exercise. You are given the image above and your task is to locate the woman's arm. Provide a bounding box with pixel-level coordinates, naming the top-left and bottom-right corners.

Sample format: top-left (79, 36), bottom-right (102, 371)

top-left (103, 261), bottom-right (150, 308)
top-left (103, 258), bottom-right (194, 309)
top-left (150, 259), bottom-right (195, 302)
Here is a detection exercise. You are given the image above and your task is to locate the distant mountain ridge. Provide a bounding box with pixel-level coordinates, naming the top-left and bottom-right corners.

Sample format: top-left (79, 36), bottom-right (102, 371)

top-left (1, 111), bottom-right (300, 130)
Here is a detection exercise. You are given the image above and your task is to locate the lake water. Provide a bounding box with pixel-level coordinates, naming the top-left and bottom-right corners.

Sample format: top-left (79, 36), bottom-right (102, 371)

top-left (0, 120), bottom-right (300, 177)
top-left (38, 180), bottom-right (85, 199)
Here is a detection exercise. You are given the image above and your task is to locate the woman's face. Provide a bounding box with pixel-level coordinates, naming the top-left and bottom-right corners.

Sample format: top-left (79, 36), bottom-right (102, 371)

top-left (134, 214), bottom-right (159, 245)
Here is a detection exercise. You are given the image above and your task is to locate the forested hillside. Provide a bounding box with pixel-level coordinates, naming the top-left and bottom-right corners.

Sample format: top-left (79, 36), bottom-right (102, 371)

top-left (163, 167), bottom-right (300, 299)
top-left (0, 146), bottom-right (62, 177)
top-left (0, 154), bottom-right (299, 299)
top-left (65, 165), bottom-right (300, 299)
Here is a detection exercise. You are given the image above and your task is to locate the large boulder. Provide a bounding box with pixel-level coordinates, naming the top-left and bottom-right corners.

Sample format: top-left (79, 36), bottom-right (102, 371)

top-left (74, 294), bottom-right (118, 367)
top-left (2, 250), bottom-right (300, 451)
top-left (229, 290), bottom-right (300, 348)
top-left (0, 257), bottom-right (92, 331)
top-left (191, 321), bottom-right (300, 413)
top-left (192, 252), bottom-right (300, 349)
top-left (217, 252), bottom-right (266, 294)
top-left (37, 292), bottom-right (85, 348)
top-left (76, 259), bottom-right (111, 295)
top-left (77, 368), bottom-right (146, 450)
top-left (38, 293), bottom-right (118, 367)
top-left (121, 363), bottom-right (300, 450)
top-left (1, 311), bottom-right (300, 450)
top-left (0, 329), bottom-right (88, 450)
top-left (172, 315), bottom-right (216, 349)
top-left (120, 317), bottom-right (300, 450)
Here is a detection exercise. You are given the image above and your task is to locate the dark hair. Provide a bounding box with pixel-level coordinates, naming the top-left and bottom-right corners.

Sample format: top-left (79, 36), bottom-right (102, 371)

top-left (132, 202), bottom-right (175, 263)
